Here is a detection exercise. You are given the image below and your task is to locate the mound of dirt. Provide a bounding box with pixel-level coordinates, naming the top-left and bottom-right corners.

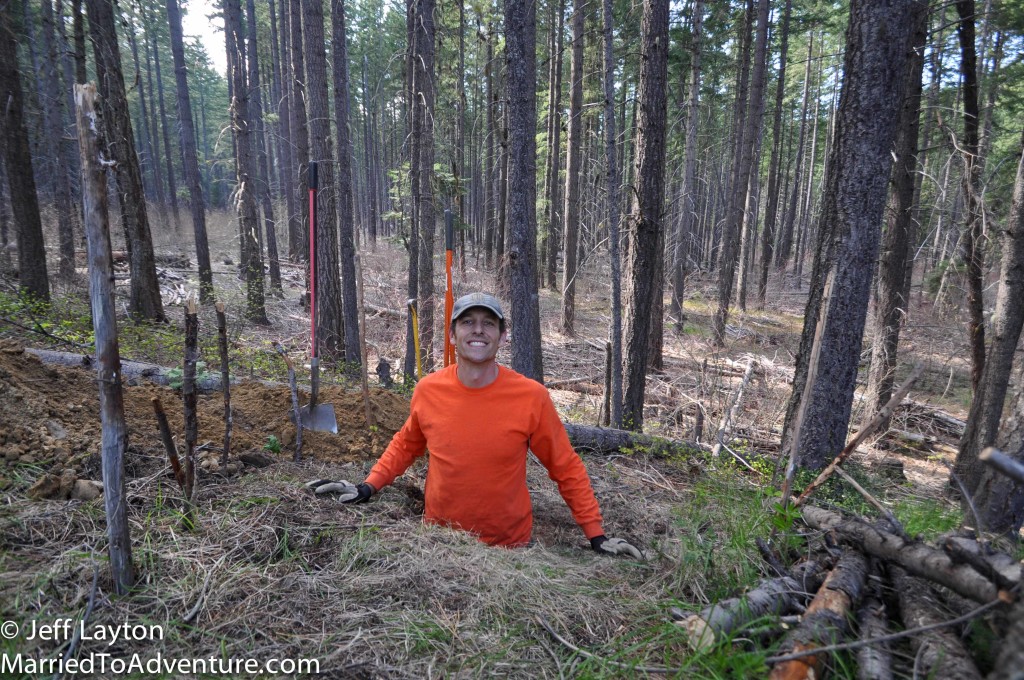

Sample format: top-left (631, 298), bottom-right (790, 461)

top-left (0, 340), bottom-right (409, 492)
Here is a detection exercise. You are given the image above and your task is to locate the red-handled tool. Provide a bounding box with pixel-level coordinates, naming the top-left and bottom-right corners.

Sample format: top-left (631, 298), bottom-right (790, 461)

top-left (301, 161), bottom-right (338, 433)
top-left (443, 208), bottom-right (455, 366)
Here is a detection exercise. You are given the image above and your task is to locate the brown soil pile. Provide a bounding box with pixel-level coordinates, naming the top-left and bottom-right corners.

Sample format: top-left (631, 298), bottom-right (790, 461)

top-left (0, 340), bottom-right (409, 491)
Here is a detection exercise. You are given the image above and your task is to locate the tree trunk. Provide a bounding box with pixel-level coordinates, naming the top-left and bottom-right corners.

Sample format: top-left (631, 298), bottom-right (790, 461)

top-left (966, 135), bottom-right (1024, 532)
top-left (86, 0), bottom-right (163, 321)
top-left (142, 0), bottom-right (181, 233)
top-left (288, 0), bottom-right (310, 264)
top-left (782, 1), bottom-right (917, 470)
top-left (713, 0), bottom-right (764, 346)
top-left (672, 0), bottom-right (703, 331)
top-left (165, 0), bottom-right (214, 303)
top-left (39, 0), bottom-right (78, 280)
top-left (301, 0), bottom-right (343, 355)
top-left (505, 0), bottom-right (543, 382)
top-left (224, 0), bottom-right (268, 324)
top-left (245, 0), bottom-right (282, 294)
top-left (775, 35), bottom-right (813, 272)
top-left (756, 0), bottom-right (791, 307)
top-left (544, 0), bottom-right (564, 291)
top-left (483, 25), bottom-right (495, 269)
top-left (602, 0), bottom-right (622, 425)
top-left (621, 0), bottom-right (669, 431)
top-left (955, 0), bottom-right (987, 394)
top-left (331, 0), bottom-right (361, 366)
top-left (74, 82), bottom-right (134, 595)
top-left (559, 0), bottom-right (585, 336)
top-left (412, 0), bottom-right (436, 371)
top-left (864, 3), bottom-right (928, 421)
top-left (362, 55), bottom-right (378, 249)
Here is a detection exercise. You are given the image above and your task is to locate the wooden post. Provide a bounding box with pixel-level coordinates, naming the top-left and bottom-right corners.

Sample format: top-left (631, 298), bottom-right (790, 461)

top-left (182, 297), bottom-right (198, 500)
top-left (356, 254), bottom-right (375, 429)
top-left (74, 82), bottom-right (135, 595)
top-left (216, 302), bottom-right (232, 466)
top-left (274, 343), bottom-right (303, 461)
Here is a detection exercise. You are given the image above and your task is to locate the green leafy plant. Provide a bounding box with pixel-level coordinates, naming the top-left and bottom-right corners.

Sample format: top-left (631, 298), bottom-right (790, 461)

top-left (263, 435), bottom-right (282, 454)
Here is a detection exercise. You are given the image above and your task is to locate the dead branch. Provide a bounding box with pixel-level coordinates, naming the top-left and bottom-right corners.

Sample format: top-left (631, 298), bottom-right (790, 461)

top-left (151, 397), bottom-right (184, 488)
top-left (563, 423), bottom-right (703, 458)
top-left (678, 560), bottom-right (826, 651)
top-left (801, 505), bottom-right (1012, 604)
top-left (712, 358), bottom-right (755, 458)
top-left (769, 550), bottom-right (869, 680)
top-left (942, 536), bottom-right (1022, 592)
top-left (855, 569), bottom-right (892, 680)
top-left (892, 566), bottom-right (982, 679)
top-left (980, 446), bottom-right (1024, 485)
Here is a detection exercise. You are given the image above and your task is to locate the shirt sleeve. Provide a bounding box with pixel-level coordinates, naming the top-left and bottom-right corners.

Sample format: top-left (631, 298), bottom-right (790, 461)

top-left (365, 392), bottom-right (427, 490)
top-left (529, 389), bottom-right (605, 539)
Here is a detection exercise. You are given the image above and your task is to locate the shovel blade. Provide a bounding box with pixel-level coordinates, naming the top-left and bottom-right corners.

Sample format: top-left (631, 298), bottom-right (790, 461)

top-left (300, 404), bottom-right (338, 433)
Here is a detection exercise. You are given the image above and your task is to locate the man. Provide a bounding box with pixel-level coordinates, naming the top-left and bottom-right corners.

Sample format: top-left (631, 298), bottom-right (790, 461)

top-left (310, 292), bottom-right (641, 558)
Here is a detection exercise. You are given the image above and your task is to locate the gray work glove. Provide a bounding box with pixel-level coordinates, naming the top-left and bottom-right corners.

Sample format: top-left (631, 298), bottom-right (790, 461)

top-left (305, 479), bottom-right (374, 504)
top-left (590, 535), bottom-right (643, 559)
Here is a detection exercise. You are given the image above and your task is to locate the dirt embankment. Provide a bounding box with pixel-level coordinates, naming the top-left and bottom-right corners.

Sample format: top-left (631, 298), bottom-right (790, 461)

top-left (0, 340), bottom-right (410, 494)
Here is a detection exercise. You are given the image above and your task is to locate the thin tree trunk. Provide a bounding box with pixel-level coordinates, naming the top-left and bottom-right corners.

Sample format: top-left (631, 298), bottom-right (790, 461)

top-left (775, 35), bottom-right (813, 272)
top-left (331, 0), bottom-right (360, 365)
top-left (505, 0), bottom-right (543, 381)
top-left (560, 0), bottom-right (585, 335)
top-left (74, 82), bottom-right (134, 594)
top-left (603, 0), bottom-right (623, 425)
top-left (621, 0), bottom-right (669, 431)
top-left (413, 0), bottom-right (436, 371)
top-left (245, 0), bottom-right (282, 294)
top-left (288, 0), bottom-right (310, 264)
top-left (166, 0), bottom-right (214, 303)
top-left (543, 0), bottom-right (564, 291)
top-left (86, 0), bottom-right (163, 321)
top-left (301, 0), bottom-right (343, 355)
top-left (224, 0), bottom-right (268, 323)
top-left (757, 0), bottom-right (791, 306)
top-left (142, 1), bottom-right (182, 233)
top-left (865, 4), bottom-right (928, 421)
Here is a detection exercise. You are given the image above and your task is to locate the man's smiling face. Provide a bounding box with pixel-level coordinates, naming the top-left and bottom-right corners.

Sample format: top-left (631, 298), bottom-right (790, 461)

top-left (450, 308), bottom-right (506, 366)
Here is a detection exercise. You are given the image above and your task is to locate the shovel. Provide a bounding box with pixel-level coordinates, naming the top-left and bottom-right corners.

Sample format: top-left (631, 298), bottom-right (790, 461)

top-left (301, 161), bottom-right (338, 433)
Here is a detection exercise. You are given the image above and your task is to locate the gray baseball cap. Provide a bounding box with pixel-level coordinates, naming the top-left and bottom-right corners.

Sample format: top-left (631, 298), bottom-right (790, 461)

top-left (451, 292), bottom-right (505, 323)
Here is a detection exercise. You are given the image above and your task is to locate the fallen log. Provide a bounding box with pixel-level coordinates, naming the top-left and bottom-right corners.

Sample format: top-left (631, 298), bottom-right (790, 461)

top-left (27, 348), bottom-right (227, 390)
top-left (892, 566), bottom-right (982, 680)
top-left (769, 550), bottom-right (868, 680)
top-left (943, 535), bottom-right (1022, 591)
top-left (856, 575), bottom-right (892, 680)
top-left (677, 560), bottom-right (826, 651)
top-left (562, 423), bottom-right (703, 458)
top-left (801, 506), bottom-right (1010, 604)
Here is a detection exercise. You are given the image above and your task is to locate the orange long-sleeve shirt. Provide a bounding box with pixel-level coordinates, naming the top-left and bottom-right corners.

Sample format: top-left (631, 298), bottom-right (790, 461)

top-left (365, 364), bottom-right (604, 547)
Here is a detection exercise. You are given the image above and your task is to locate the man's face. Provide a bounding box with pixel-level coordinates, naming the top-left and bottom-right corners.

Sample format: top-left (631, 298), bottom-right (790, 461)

top-left (450, 308), bottom-right (506, 366)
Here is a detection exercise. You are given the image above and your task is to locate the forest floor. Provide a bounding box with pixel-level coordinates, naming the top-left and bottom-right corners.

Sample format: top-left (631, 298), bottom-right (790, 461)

top-left (0, 210), bottom-right (984, 677)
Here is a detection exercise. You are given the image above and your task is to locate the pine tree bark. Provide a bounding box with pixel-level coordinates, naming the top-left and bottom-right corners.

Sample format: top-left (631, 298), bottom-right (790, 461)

top-left (0, 5), bottom-right (50, 301)
top-left (543, 0), bottom-right (564, 291)
top-left (671, 0), bottom-right (702, 331)
top-left (166, 0), bottom-right (214, 303)
top-left (245, 0), bottom-right (282, 294)
top-left (559, 0), bottom-right (585, 336)
top-left (301, 0), bottom-right (343, 355)
top-left (603, 0), bottom-right (622, 425)
top-left (955, 0), bottom-right (986, 394)
top-left (224, 0), bottom-right (268, 323)
top-left (331, 0), bottom-right (361, 366)
top-left (621, 0), bottom-right (669, 431)
top-left (85, 0), bottom-right (163, 321)
top-left (505, 0), bottom-right (543, 382)
top-left (756, 0), bottom-right (792, 308)
top-left (288, 0), bottom-right (310, 264)
top-left (958, 131), bottom-right (1024, 531)
top-left (865, 4), bottom-right (928, 421)
top-left (782, 0), bottom-right (918, 470)
top-left (40, 0), bottom-right (78, 280)
top-left (713, 0), bottom-right (769, 346)
top-left (413, 0), bottom-right (436, 371)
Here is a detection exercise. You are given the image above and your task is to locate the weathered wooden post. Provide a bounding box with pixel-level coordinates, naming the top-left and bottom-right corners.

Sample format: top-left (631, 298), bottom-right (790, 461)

top-left (216, 302), bottom-right (232, 466)
top-left (74, 83), bottom-right (135, 594)
top-left (182, 297), bottom-right (199, 500)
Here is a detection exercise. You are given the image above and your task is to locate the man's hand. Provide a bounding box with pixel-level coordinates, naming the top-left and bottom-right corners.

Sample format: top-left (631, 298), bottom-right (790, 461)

top-left (591, 535), bottom-right (643, 559)
top-left (305, 479), bottom-right (374, 504)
